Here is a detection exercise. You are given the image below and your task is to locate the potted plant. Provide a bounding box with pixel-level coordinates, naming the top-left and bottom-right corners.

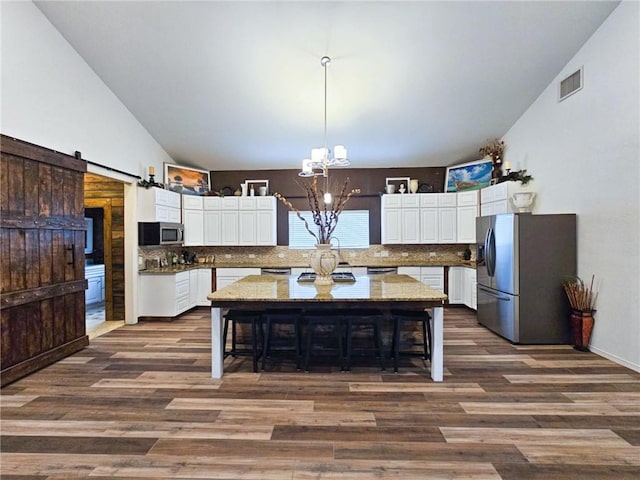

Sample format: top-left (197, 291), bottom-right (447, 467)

top-left (563, 275), bottom-right (598, 351)
top-left (274, 175), bottom-right (359, 284)
top-left (479, 139), bottom-right (506, 179)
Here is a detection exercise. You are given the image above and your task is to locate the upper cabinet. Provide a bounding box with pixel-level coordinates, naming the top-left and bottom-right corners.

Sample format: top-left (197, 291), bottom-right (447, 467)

top-left (480, 182), bottom-right (533, 216)
top-left (381, 192), bottom-right (477, 244)
top-left (182, 195), bottom-right (204, 246)
top-left (186, 195), bottom-right (277, 247)
top-left (138, 187), bottom-right (181, 223)
top-left (456, 191), bottom-right (479, 243)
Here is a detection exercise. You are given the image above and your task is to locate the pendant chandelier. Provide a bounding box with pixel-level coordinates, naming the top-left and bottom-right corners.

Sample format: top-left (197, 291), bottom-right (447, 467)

top-left (299, 56), bottom-right (349, 184)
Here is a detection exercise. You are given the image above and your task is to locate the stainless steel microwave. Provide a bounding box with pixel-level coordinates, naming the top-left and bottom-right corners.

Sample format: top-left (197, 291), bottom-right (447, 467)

top-left (138, 222), bottom-right (184, 246)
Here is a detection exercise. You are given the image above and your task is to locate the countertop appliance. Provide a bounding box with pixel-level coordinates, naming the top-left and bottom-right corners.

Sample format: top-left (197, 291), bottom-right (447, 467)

top-left (476, 213), bottom-right (576, 344)
top-left (138, 222), bottom-right (184, 246)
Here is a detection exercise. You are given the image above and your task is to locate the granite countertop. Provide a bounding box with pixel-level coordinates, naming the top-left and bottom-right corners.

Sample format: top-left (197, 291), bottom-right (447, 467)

top-left (208, 274), bottom-right (448, 303)
top-left (138, 263), bottom-right (216, 274)
top-left (139, 259), bottom-right (477, 274)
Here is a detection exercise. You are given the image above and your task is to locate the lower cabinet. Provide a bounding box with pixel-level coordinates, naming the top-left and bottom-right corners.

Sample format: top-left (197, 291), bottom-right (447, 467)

top-left (139, 268), bottom-right (212, 318)
top-left (215, 267), bottom-right (261, 290)
top-left (448, 266), bottom-right (477, 310)
top-left (397, 266), bottom-right (445, 292)
top-left (85, 264), bottom-right (105, 305)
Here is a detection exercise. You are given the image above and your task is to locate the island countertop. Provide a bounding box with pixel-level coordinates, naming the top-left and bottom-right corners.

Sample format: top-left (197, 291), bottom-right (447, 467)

top-left (207, 273), bottom-right (447, 381)
top-left (207, 274), bottom-right (448, 304)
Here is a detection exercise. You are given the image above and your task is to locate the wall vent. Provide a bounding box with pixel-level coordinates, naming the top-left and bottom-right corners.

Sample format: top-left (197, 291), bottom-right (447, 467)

top-left (559, 67), bottom-right (583, 102)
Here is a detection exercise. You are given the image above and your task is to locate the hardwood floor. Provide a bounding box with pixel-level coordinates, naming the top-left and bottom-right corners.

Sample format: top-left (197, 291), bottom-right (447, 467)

top-left (1, 307), bottom-right (639, 479)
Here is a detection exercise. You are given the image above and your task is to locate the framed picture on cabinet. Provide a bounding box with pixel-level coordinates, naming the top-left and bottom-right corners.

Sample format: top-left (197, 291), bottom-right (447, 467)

top-left (164, 163), bottom-right (211, 195)
top-left (444, 158), bottom-right (493, 193)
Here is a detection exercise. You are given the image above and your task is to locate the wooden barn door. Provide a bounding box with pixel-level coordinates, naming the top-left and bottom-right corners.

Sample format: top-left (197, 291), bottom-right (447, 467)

top-left (1, 135), bottom-right (89, 386)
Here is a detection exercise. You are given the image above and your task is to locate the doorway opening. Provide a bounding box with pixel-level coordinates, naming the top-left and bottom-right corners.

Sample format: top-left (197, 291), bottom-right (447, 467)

top-left (85, 207), bottom-right (106, 334)
top-left (84, 172), bottom-right (126, 338)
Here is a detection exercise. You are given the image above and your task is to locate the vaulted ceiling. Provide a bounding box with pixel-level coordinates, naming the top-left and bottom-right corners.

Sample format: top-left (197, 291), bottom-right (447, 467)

top-left (35, 1), bottom-right (619, 171)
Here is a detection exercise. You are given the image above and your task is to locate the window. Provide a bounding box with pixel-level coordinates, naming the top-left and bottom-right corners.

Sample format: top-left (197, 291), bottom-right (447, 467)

top-left (288, 210), bottom-right (370, 249)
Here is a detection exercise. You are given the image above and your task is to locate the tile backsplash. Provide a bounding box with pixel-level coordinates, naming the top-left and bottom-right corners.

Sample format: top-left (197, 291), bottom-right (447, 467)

top-left (138, 244), bottom-right (475, 269)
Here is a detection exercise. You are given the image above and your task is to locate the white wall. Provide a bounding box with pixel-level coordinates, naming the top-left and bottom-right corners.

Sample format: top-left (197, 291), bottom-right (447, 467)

top-left (0, 1), bottom-right (176, 325)
top-left (503, 1), bottom-right (640, 371)
top-left (0, 1), bottom-right (173, 179)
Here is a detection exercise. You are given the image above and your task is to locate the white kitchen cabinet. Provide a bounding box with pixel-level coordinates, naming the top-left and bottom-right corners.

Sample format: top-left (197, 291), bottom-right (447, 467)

top-left (182, 209), bottom-right (204, 246)
top-left (182, 195), bottom-right (204, 246)
top-left (381, 195), bottom-right (422, 245)
top-left (188, 268), bottom-right (213, 307)
top-left (85, 264), bottom-right (105, 305)
top-left (215, 267), bottom-right (261, 290)
top-left (238, 210), bottom-right (257, 245)
top-left (401, 208), bottom-right (420, 243)
top-left (398, 266), bottom-right (444, 292)
top-left (220, 211), bottom-right (239, 245)
top-left (138, 187), bottom-right (181, 223)
top-left (256, 197), bottom-right (277, 245)
top-left (447, 267), bottom-right (465, 304)
top-left (438, 208), bottom-right (457, 243)
top-left (448, 266), bottom-right (477, 310)
top-left (189, 269), bottom-right (199, 307)
top-left (200, 196), bottom-right (276, 246)
top-left (382, 193), bottom-right (469, 245)
top-left (465, 267), bottom-right (477, 310)
top-left (203, 210), bottom-right (221, 245)
top-left (139, 271), bottom-right (191, 317)
top-left (480, 181), bottom-right (534, 216)
top-left (139, 268), bottom-right (212, 318)
top-left (457, 205), bottom-right (478, 243)
top-left (420, 208), bottom-right (438, 243)
top-left (197, 268), bottom-right (213, 306)
top-left (421, 266), bottom-right (445, 292)
top-left (397, 266), bottom-right (421, 281)
top-left (456, 191), bottom-right (478, 243)
top-left (382, 207), bottom-right (403, 244)
top-left (438, 193), bottom-right (457, 207)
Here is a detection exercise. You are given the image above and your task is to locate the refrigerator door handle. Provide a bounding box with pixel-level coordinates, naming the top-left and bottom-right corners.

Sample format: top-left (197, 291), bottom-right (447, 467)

top-left (478, 284), bottom-right (511, 301)
top-left (485, 227), bottom-right (495, 277)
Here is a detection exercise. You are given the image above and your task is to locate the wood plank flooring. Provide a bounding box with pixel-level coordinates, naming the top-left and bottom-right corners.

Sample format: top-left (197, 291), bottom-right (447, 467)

top-left (2, 307), bottom-right (640, 479)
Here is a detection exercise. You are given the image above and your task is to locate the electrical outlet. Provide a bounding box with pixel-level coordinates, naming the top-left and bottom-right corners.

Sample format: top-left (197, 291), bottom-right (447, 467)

top-left (429, 252), bottom-right (436, 257)
top-left (401, 252), bottom-right (409, 257)
top-left (249, 254), bottom-right (256, 258)
top-left (302, 253), bottom-right (309, 258)
top-left (381, 250), bottom-right (389, 257)
top-left (225, 254), bottom-right (232, 259)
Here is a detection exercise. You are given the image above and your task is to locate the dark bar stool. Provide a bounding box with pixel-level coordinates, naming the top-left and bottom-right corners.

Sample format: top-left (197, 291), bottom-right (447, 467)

top-left (342, 309), bottom-right (386, 371)
top-left (391, 309), bottom-right (432, 373)
top-left (261, 309), bottom-right (303, 371)
top-left (302, 310), bottom-right (345, 372)
top-left (223, 309), bottom-right (263, 373)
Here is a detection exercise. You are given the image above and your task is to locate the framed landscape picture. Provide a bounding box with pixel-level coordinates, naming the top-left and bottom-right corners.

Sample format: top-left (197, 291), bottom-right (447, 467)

top-left (164, 163), bottom-right (211, 195)
top-left (444, 158), bottom-right (493, 193)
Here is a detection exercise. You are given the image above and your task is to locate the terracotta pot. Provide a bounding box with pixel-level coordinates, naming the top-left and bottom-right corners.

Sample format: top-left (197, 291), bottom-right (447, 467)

top-left (570, 309), bottom-right (595, 351)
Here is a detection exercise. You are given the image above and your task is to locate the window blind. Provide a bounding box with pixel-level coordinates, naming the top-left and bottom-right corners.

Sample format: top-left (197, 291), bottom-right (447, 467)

top-left (288, 210), bottom-right (370, 249)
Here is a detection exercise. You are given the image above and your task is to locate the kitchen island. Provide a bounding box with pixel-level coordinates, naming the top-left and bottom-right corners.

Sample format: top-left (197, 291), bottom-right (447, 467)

top-left (208, 274), bottom-right (448, 381)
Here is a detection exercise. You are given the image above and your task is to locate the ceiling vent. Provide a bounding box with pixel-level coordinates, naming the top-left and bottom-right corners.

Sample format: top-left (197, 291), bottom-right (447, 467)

top-left (559, 67), bottom-right (583, 102)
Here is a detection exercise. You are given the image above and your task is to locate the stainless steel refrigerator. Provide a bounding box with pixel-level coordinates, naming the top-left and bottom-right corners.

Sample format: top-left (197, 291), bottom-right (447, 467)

top-left (476, 213), bottom-right (576, 344)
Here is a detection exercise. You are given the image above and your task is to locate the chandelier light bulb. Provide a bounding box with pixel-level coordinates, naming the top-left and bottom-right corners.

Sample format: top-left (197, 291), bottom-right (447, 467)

top-left (324, 192), bottom-right (333, 204)
top-left (298, 56), bottom-right (350, 178)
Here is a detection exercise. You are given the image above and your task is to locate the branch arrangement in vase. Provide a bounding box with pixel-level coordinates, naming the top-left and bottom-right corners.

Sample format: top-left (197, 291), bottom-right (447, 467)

top-left (274, 175), bottom-right (360, 244)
